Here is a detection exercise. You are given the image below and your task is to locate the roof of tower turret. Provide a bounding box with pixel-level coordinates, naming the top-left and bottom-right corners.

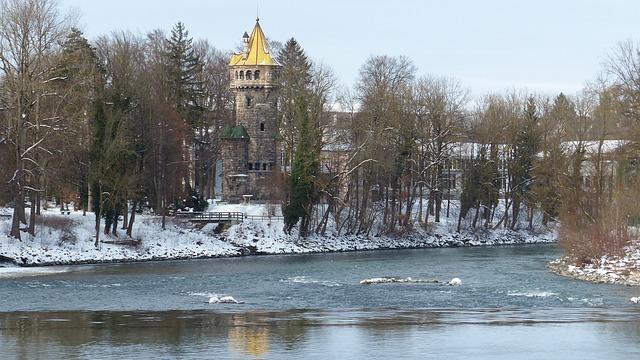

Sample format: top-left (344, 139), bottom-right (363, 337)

top-left (221, 125), bottom-right (250, 140)
top-left (230, 19), bottom-right (280, 66)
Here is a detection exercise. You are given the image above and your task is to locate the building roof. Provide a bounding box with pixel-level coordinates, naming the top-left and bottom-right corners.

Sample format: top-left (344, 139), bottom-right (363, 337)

top-left (229, 20), bottom-right (279, 67)
top-left (221, 125), bottom-right (250, 140)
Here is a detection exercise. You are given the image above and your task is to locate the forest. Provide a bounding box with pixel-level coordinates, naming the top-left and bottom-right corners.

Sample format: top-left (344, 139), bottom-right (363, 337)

top-left (1, 0), bottom-right (640, 264)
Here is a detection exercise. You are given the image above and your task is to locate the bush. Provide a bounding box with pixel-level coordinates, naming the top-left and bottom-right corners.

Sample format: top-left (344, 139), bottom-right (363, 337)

top-left (38, 215), bottom-right (77, 245)
top-left (174, 189), bottom-right (208, 212)
top-left (558, 221), bottom-right (629, 265)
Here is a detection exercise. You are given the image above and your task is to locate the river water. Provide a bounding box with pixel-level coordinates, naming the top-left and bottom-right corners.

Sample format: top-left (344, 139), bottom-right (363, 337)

top-left (1, 244), bottom-right (640, 359)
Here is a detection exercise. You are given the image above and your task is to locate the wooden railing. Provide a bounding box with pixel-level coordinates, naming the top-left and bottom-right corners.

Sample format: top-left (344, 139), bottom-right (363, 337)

top-left (245, 214), bottom-right (284, 221)
top-left (189, 212), bottom-right (245, 223)
top-left (175, 211), bottom-right (283, 223)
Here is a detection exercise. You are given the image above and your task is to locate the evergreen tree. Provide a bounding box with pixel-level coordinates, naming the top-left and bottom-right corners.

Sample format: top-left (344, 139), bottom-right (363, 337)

top-left (165, 22), bottom-right (206, 196)
top-left (277, 38), bottom-right (313, 171)
top-left (165, 22), bottom-right (203, 118)
top-left (510, 96), bottom-right (540, 229)
top-left (283, 95), bottom-right (322, 237)
top-left (56, 28), bottom-right (103, 213)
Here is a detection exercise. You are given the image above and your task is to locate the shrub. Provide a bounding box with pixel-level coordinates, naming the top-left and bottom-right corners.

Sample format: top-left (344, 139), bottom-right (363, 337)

top-left (38, 215), bottom-right (77, 245)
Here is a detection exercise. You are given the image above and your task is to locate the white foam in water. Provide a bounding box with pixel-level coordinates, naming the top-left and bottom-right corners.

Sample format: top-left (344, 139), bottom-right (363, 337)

top-left (359, 277), bottom-right (440, 285)
top-left (0, 266), bottom-right (70, 279)
top-left (209, 296), bottom-right (241, 304)
top-left (283, 276), bottom-right (342, 287)
top-left (507, 291), bottom-right (558, 298)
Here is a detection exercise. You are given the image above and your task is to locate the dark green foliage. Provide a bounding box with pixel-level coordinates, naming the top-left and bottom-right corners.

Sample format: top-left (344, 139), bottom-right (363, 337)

top-left (165, 22), bottom-right (204, 119)
top-left (283, 96), bottom-right (322, 236)
top-left (174, 187), bottom-right (208, 212)
top-left (277, 38), bottom-right (313, 169)
top-left (510, 96), bottom-right (540, 228)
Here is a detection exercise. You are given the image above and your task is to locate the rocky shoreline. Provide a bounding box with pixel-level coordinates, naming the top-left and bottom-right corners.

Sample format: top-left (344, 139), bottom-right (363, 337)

top-left (1, 226), bottom-right (556, 267)
top-left (548, 243), bottom-right (640, 286)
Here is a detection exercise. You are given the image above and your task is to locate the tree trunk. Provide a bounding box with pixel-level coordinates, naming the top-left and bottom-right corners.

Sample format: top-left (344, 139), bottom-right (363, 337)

top-left (10, 187), bottom-right (23, 240)
top-left (126, 200), bottom-right (137, 237)
top-left (94, 184), bottom-right (102, 247)
top-left (112, 209), bottom-right (118, 237)
top-left (35, 191), bottom-right (41, 216)
top-left (418, 183), bottom-right (423, 221)
top-left (472, 204), bottom-right (481, 228)
top-left (122, 194), bottom-right (128, 230)
top-left (28, 191), bottom-right (36, 236)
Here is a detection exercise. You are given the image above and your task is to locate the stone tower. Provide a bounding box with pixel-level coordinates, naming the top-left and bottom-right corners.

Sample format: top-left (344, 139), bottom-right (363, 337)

top-left (221, 18), bottom-right (280, 202)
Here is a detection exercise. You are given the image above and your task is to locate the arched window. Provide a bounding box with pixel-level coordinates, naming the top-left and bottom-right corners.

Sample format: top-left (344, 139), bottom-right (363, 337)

top-left (254, 70), bottom-right (260, 80)
top-left (239, 71), bottom-right (244, 80)
top-left (260, 122), bottom-right (265, 131)
top-left (246, 96), bottom-right (252, 107)
top-left (246, 71), bottom-right (252, 80)
top-left (262, 163), bottom-right (267, 171)
top-left (235, 71), bottom-right (238, 79)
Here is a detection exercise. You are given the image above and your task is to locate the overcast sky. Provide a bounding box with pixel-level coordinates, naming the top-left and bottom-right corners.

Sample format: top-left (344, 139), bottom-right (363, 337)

top-left (60, 0), bottom-right (640, 99)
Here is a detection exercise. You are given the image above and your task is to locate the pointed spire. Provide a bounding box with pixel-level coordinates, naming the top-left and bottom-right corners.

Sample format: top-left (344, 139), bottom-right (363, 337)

top-left (229, 18), bottom-right (280, 66)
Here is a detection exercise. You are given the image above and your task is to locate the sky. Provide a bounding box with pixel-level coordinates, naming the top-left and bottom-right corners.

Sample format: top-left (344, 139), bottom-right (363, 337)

top-left (59, 0), bottom-right (640, 99)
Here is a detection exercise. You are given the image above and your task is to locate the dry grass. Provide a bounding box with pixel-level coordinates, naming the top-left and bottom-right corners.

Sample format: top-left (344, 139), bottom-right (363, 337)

top-left (38, 215), bottom-right (77, 245)
top-left (559, 181), bottom-right (640, 265)
top-left (558, 222), bottom-right (630, 265)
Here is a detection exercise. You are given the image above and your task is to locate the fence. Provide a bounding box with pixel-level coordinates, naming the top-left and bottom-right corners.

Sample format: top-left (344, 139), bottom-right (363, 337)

top-left (175, 211), bottom-right (283, 223)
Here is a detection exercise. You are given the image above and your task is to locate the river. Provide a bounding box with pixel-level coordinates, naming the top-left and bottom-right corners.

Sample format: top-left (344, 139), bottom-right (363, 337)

top-left (1, 244), bottom-right (639, 359)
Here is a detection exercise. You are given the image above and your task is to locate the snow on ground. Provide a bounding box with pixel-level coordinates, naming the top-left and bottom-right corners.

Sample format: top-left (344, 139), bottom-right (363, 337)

top-left (549, 241), bottom-right (640, 286)
top-left (0, 202), bottom-right (555, 267)
top-left (0, 208), bottom-right (239, 266)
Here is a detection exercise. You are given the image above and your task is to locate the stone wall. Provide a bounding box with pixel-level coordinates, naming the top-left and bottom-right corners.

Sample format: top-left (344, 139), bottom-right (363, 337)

top-left (222, 64), bottom-right (280, 202)
top-left (221, 138), bottom-right (249, 203)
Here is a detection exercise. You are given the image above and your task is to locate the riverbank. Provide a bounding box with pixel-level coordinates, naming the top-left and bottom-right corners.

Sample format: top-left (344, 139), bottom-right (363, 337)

top-left (0, 205), bottom-right (556, 267)
top-left (548, 242), bottom-right (640, 286)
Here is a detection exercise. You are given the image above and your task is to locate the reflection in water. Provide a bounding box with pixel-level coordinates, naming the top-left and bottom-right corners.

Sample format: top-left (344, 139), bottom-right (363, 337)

top-left (2, 309), bottom-right (640, 359)
top-left (229, 326), bottom-right (270, 357)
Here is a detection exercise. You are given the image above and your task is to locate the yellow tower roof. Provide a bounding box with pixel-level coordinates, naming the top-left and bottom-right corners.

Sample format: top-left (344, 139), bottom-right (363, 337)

top-left (229, 19), bottom-right (279, 66)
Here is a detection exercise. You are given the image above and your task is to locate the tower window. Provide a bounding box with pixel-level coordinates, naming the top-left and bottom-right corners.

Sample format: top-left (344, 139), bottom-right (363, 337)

top-left (260, 122), bottom-right (265, 131)
top-left (235, 71), bottom-right (238, 79)
top-left (254, 70), bottom-right (260, 80)
top-left (246, 71), bottom-right (252, 80)
top-left (248, 163), bottom-right (253, 170)
top-left (246, 96), bottom-right (252, 107)
top-left (262, 163), bottom-right (267, 171)
top-left (239, 71), bottom-right (244, 80)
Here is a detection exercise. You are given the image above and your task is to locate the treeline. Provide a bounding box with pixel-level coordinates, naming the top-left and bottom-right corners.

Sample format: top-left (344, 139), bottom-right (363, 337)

top-left (0, 0), bottom-right (232, 241)
top-left (2, 0), bottom-right (640, 262)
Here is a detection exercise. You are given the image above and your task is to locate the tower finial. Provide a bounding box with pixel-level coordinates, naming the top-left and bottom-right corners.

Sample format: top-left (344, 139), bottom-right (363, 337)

top-left (256, 2), bottom-right (259, 22)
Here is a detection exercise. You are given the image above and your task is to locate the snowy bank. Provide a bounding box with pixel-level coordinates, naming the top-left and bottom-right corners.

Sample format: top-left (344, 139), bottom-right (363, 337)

top-left (0, 204), bottom-right (556, 267)
top-left (548, 241), bottom-right (640, 286)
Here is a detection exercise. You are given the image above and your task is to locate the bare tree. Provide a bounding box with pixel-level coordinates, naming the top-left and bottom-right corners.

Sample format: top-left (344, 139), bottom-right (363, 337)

top-left (0, 0), bottom-right (72, 239)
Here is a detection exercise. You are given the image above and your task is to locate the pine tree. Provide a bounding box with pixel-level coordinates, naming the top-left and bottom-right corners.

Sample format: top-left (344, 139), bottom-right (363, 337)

top-left (510, 96), bottom-right (540, 229)
top-left (277, 38), bottom-right (313, 171)
top-left (56, 28), bottom-right (103, 214)
top-left (283, 95), bottom-right (322, 237)
top-left (165, 22), bottom-right (206, 196)
top-left (165, 22), bottom-right (203, 118)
